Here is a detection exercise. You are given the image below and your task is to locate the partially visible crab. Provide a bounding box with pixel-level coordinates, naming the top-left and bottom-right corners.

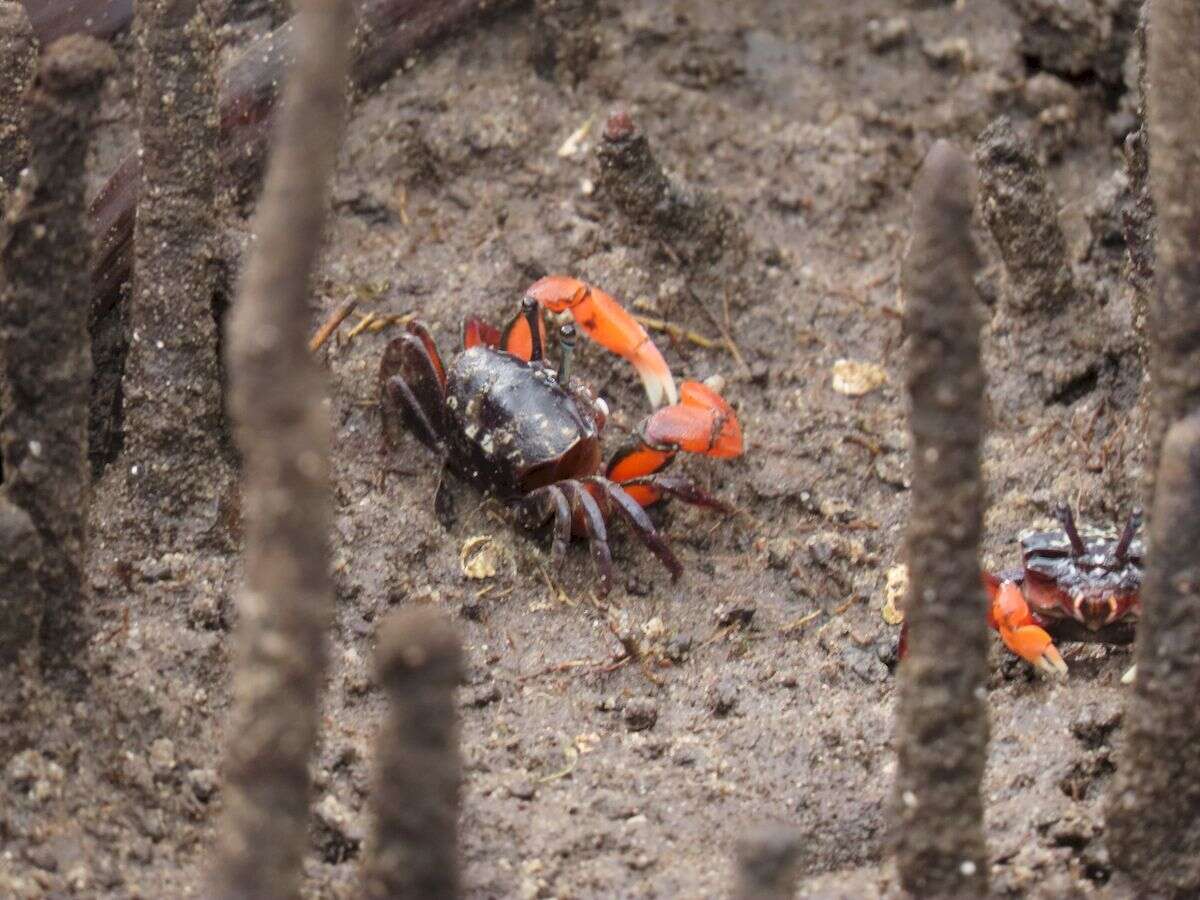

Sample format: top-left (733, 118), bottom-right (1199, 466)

top-left (986, 504), bottom-right (1142, 676)
top-left (897, 504), bottom-right (1143, 675)
top-left (379, 276), bottom-right (743, 594)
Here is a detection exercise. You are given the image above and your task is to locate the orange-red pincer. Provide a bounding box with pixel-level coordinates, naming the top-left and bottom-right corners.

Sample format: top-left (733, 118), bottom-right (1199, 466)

top-left (525, 275), bottom-right (677, 408)
top-left (644, 381), bottom-right (742, 458)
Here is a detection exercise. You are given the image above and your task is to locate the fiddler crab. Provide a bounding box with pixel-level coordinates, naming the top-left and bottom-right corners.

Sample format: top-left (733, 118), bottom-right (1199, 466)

top-left (378, 275), bottom-right (743, 594)
top-left (987, 504), bottom-right (1142, 676)
top-left (901, 504), bottom-right (1143, 676)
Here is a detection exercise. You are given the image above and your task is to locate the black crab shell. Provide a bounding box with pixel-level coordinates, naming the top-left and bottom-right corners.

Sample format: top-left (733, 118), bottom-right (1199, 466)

top-left (444, 346), bottom-right (601, 496)
top-left (1018, 524), bottom-right (1144, 599)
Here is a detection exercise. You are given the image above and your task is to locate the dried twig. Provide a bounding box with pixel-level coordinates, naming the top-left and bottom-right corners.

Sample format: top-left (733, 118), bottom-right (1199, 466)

top-left (209, 0), bottom-right (353, 893)
top-left (892, 141), bottom-right (989, 897)
top-left (633, 314), bottom-right (725, 350)
top-left (308, 299), bottom-right (358, 352)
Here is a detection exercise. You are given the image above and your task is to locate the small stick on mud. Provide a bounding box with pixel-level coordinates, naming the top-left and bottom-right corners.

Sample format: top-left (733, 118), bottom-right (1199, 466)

top-left (120, 0), bottom-right (228, 537)
top-left (362, 607), bottom-right (464, 900)
top-left (731, 825), bottom-right (802, 900)
top-left (1108, 412), bottom-right (1200, 893)
top-left (1138, 0), bottom-right (1200, 504)
top-left (309, 298), bottom-right (358, 352)
top-left (975, 116), bottom-right (1083, 317)
top-left (0, 2), bottom-right (35, 203)
top-left (209, 0), bottom-right (353, 893)
top-left (892, 141), bottom-right (989, 897)
top-left (597, 110), bottom-right (747, 267)
top-left (0, 36), bottom-right (116, 670)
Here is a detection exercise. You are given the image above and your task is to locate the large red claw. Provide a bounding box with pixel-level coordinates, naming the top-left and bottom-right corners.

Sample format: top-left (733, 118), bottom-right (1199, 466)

top-left (526, 276), bottom-right (677, 408)
top-left (991, 580), bottom-right (1067, 677)
top-left (644, 381), bottom-right (743, 458)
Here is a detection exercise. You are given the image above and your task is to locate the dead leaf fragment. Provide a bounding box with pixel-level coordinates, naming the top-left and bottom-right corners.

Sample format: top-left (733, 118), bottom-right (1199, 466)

top-left (832, 359), bottom-right (888, 397)
top-left (881, 563), bottom-right (908, 625)
top-left (460, 535), bottom-right (503, 580)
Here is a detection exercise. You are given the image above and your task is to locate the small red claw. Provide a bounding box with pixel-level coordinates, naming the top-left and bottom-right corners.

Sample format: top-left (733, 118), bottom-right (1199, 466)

top-left (992, 580), bottom-right (1067, 676)
top-left (462, 316), bottom-right (501, 350)
top-left (525, 276), bottom-right (677, 408)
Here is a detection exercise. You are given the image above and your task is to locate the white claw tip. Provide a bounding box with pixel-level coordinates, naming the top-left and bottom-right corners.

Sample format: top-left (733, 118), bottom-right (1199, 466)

top-left (1121, 663), bottom-right (1137, 685)
top-left (1035, 652), bottom-right (1069, 678)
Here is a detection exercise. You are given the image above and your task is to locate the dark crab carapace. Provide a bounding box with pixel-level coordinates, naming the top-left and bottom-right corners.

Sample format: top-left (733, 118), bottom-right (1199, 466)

top-left (985, 504), bottom-right (1143, 675)
top-left (379, 277), bottom-right (743, 594)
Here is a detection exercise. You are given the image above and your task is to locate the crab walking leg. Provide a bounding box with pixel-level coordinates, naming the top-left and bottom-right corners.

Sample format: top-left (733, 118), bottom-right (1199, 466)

top-left (382, 378), bottom-right (443, 452)
top-left (991, 580), bottom-right (1068, 676)
top-left (618, 473), bottom-right (729, 511)
top-left (514, 484), bottom-right (572, 565)
top-left (584, 477), bottom-right (683, 579)
top-left (526, 275), bottom-right (677, 408)
top-left (562, 481), bottom-right (613, 594)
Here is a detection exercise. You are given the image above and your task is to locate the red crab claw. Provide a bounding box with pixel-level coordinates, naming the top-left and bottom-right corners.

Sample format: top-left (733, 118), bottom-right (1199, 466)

top-left (606, 381), bottom-right (742, 507)
top-left (525, 275), bottom-right (677, 408)
top-left (989, 578), bottom-right (1067, 677)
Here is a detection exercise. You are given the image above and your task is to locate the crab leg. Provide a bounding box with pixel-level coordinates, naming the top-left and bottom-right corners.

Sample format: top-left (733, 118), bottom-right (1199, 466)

top-left (585, 477), bottom-right (683, 579)
top-left (606, 381), bottom-right (743, 506)
top-left (525, 276), bottom-right (677, 408)
top-left (618, 473), bottom-right (729, 512)
top-left (562, 481), bottom-right (613, 595)
top-left (515, 485), bottom-right (573, 565)
top-left (378, 331), bottom-right (449, 451)
top-left (989, 579), bottom-right (1068, 676)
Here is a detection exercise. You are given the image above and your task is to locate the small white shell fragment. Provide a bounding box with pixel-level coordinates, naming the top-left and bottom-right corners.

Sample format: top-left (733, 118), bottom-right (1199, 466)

top-left (1121, 663), bottom-right (1137, 685)
top-left (557, 116), bottom-right (594, 158)
top-left (882, 563), bottom-right (908, 625)
top-left (460, 535), bottom-right (504, 580)
top-left (832, 359), bottom-right (888, 397)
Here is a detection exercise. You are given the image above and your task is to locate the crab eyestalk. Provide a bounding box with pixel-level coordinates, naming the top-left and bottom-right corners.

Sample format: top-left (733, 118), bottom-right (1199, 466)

top-left (526, 275), bottom-right (677, 408)
top-left (1055, 503), bottom-right (1087, 556)
top-left (557, 323), bottom-right (577, 382)
top-left (1115, 507), bottom-right (1144, 563)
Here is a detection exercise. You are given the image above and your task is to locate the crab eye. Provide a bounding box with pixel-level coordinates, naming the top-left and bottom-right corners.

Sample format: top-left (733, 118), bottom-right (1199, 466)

top-left (593, 396), bottom-right (609, 430)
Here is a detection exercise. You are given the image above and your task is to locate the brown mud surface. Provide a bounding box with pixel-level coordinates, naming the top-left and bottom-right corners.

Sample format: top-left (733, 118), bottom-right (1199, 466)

top-left (3, 1), bottom-right (1152, 896)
